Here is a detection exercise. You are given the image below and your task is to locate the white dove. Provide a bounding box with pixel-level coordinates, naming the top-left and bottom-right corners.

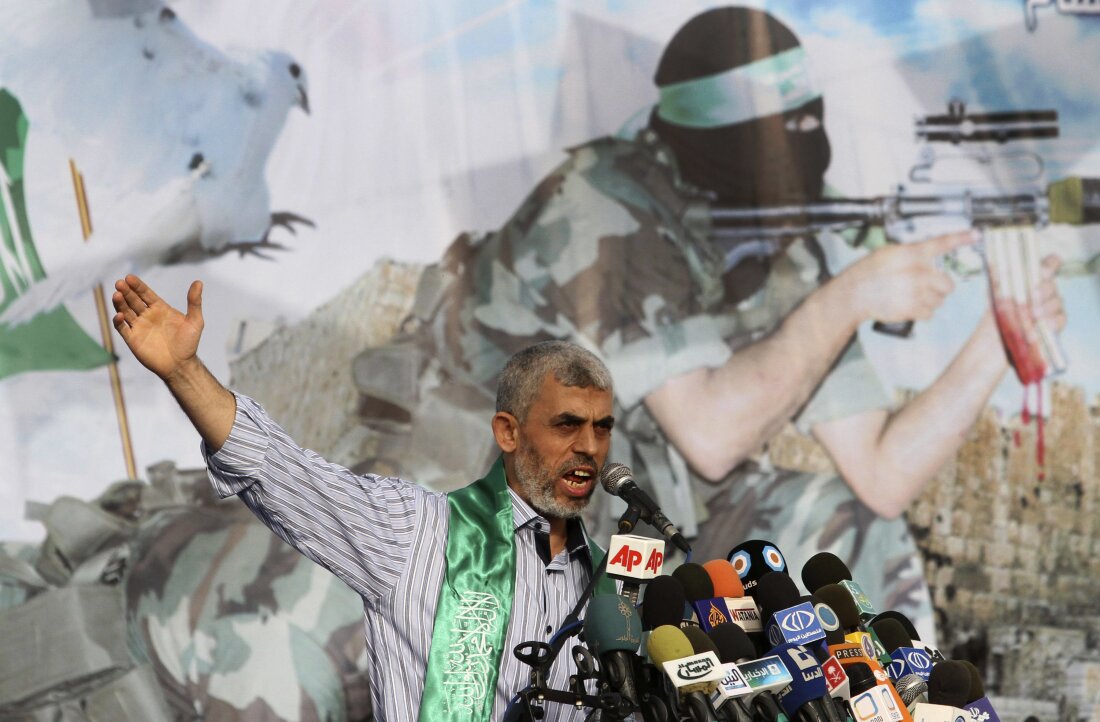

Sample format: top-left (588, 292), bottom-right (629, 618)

top-left (0, 0), bottom-right (311, 326)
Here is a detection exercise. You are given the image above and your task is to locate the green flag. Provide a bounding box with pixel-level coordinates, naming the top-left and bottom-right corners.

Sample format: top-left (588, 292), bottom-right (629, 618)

top-left (0, 89), bottom-right (113, 379)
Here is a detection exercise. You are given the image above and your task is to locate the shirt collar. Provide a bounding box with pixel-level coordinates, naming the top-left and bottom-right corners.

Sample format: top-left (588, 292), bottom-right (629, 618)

top-left (507, 486), bottom-right (593, 562)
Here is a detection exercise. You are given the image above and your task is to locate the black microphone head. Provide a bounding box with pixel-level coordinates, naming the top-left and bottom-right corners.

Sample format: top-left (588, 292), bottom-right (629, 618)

top-left (599, 462), bottom-right (634, 494)
top-left (868, 610), bottom-right (921, 641)
top-left (815, 583), bottom-right (862, 631)
top-left (927, 660), bottom-right (971, 708)
top-left (584, 594), bottom-right (643, 657)
top-left (895, 673), bottom-right (929, 708)
top-left (672, 562), bottom-right (714, 602)
top-left (641, 574), bottom-right (687, 630)
top-left (708, 623), bottom-right (758, 664)
top-left (845, 662), bottom-right (877, 695)
top-left (869, 618), bottom-right (912, 653)
top-left (727, 539), bottom-right (788, 595)
top-left (753, 571), bottom-right (801, 622)
top-left (682, 625), bottom-right (719, 656)
top-left (959, 659), bottom-right (985, 702)
top-left (801, 551), bottom-right (852, 592)
top-left (807, 595), bottom-right (845, 645)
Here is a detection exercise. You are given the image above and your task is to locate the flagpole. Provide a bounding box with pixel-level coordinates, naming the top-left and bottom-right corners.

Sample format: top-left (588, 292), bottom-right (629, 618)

top-left (69, 159), bottom-right (138, 480)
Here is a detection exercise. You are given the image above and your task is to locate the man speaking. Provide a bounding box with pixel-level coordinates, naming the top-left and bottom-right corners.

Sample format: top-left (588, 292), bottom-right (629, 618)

top-left (110, 273), bottom-right (617, 721)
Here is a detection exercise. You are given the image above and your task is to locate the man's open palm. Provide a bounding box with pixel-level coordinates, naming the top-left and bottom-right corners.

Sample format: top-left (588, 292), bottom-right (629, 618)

top-left (112, 274), bottom-right (204, 380)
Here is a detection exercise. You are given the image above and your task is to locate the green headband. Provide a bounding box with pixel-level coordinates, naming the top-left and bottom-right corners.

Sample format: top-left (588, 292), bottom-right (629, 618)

top-left (657, 46), bottom-right (820, 128)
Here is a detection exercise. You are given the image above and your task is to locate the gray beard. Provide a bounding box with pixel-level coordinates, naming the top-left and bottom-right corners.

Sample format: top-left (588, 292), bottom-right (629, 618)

top-left (513, 444), bottom-right (592, 520)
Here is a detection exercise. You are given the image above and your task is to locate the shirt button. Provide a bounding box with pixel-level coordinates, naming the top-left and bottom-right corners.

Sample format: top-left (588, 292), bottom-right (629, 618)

top-left (546, 625), bottom-right (553, 634)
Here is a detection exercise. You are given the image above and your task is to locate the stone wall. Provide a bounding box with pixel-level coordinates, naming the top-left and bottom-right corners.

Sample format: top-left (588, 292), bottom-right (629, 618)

top-left (228, 259), bottom-right (423, 466)
top-left (906, 383), bottom-right (1100, 720)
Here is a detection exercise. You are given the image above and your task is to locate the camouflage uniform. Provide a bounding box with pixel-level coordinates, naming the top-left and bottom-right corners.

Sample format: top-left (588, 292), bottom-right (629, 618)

top-left (354, 129), bottom-right (934, 633)
top-left (0, 472), bottom-right (371, 722)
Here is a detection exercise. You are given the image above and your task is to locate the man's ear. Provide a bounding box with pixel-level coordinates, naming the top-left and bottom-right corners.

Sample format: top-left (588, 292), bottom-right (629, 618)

top-left (492, 411), bottom-right (520, 453)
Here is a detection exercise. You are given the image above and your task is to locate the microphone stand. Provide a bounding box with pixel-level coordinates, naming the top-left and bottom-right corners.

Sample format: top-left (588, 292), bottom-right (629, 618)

top-left (618, 503), bottom-right (644, 534)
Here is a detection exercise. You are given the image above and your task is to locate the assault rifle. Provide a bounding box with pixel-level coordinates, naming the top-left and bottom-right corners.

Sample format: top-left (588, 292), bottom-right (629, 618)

top-left (706, 177), bottom-right (1096, 376)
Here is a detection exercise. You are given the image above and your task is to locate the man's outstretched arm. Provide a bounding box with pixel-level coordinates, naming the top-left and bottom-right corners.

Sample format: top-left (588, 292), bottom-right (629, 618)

top-left (112, 273), bottom-right (430, 599)
top-left (812, 254), bottom-right (1066, 518)
top-left (112, 274), bottom-right (235, 451)
top-left (644, 230), bottom-right (973, 482)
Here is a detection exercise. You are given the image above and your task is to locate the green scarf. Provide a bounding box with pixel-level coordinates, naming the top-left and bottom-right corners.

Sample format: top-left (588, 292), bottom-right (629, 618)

top-left (418, 457), bottom-right (613, 721)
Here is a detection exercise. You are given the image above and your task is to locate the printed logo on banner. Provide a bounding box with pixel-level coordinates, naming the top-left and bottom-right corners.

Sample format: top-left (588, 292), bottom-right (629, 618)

top-left (1026, 0), bottom-right (1100, 30)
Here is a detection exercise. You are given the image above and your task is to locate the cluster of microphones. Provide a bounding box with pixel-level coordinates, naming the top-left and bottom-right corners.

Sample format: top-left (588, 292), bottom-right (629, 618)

top-left (504, 463), bottom-right (1003, 722)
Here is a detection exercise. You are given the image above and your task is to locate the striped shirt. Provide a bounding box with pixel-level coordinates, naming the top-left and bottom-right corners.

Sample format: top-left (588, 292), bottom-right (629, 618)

top-left (204, 393), bottom-right (602, 722)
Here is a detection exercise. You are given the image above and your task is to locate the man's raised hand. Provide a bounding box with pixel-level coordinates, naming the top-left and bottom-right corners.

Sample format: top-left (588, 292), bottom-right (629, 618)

top-left (112, 275), bottom-right (204, 381)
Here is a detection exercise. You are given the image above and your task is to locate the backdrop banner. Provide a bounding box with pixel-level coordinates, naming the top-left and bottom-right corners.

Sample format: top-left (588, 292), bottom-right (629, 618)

top-left (0, 2), bottom-right (1098, 721)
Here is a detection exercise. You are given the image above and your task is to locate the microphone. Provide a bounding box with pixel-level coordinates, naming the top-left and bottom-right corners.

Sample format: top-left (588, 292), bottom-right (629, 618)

top-left (641, 574), bottom-right (688, 631)
top-left (707, 623), bottom-right (794, 722)
top-left (606, 533), bottom-right (666, 603)
top-left (584, 593), bottom-right (643, 715)
top-left (870, 618), bottom-right (934, 683)
top-left (913, 661), bottom-right (971, 722)
top-left (754, 572), bottom-right (826, 650)
top-left (674, 562), bottom-right (716, 628)
top-left (770, 642), bottom-right (845, 722)
top-left (702, 559), bottom-right (764, 635)
top-left (600, 463), bottom-right (691, 553)
top-left (894, 674), bottom-right (928, 712)
top-left (807, 597), bottom-right (845, 649)
top-left (647, 625), bottom-right (723, 721)
top-left (815, 584), bottom-right (892, 670)
top-left (868, 610), bottom-right (946, 664)
top-left (926, 661), bottom-right (969, 708)
top-left (703, 625), bottom-right (756, 722)
top-left (845, 661), bottom-right (913, 722)
top-left (958, 660), bottom-right (1001, 722)
top-left (728, 540), bottom-right (788, 597)
top-left (800, 552), bottom-right (877, 621)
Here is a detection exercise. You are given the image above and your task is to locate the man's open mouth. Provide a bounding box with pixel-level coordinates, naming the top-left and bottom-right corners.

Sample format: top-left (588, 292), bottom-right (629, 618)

top-left (560, 467), bottom-right (595, 496)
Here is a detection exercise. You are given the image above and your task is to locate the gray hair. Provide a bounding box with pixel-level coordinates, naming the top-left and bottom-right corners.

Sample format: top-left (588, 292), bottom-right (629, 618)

top-left (496, 341), bottom-right (613, 421)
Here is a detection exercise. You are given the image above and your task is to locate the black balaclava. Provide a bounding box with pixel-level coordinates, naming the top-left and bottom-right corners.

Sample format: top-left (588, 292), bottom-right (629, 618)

top-left (651, 6), bottom-right (831, 208)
